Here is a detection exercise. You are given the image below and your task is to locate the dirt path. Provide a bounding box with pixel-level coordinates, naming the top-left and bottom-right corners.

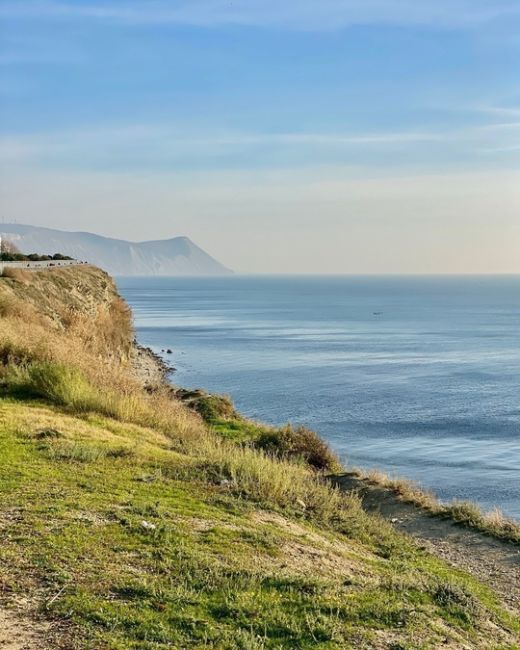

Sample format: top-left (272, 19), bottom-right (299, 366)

top-left (0, 607), bottom-right (51, 650)
top-left (332, 474), bottom-right (520, 610)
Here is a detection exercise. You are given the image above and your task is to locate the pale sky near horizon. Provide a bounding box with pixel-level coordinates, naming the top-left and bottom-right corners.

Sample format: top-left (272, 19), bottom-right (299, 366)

top-left (0, 1), bottom-right (519, 273)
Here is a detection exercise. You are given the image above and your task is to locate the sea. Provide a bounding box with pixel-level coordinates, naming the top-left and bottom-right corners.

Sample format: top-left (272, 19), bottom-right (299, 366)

top-left (117, 275), bottom-right (520, 519)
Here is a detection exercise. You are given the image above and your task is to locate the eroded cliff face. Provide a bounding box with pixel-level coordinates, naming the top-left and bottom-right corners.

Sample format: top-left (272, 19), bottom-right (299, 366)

top-left (1, 265), bottom-right (124, 325)
top-left (0, 265), bottom-right (134, 367)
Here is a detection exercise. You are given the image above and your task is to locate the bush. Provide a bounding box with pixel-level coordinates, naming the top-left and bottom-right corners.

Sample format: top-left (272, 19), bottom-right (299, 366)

top-left (0, 253), bottom-right (27, 262)
top-left (255, 424), bottom-right (342, 473)
top-left (6, 360), bottom-right (100, 411)
top-left (192, 393), bottom-right (237, 422)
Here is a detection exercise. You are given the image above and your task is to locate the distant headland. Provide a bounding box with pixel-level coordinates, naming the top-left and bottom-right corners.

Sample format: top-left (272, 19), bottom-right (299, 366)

top-left (0, 223), bottom-right (232, 276)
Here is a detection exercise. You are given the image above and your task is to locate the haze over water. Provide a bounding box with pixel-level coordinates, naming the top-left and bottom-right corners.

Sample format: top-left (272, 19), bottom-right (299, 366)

top-left (118, 275), bottom-right (520, 519)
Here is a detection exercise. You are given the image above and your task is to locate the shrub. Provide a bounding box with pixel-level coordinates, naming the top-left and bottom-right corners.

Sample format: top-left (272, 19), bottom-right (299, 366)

top-left (445, 501), bottom-right (483, 527)
top-left (52, 253), bottom-right (73, 260)
top-left (6, 360), bottom-right (100, 411)
top-left (192, 393), bottom-right (237, 422)
top-left (0, 250), bottom-right (72, 262)
top-left (433, 582), bottom-right (482, 624)
top-left (255, 424), bottom-right (342, 472)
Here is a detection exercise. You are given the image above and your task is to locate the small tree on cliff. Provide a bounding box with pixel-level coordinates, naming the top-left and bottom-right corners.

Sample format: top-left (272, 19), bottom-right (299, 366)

top-left (0, 238), bottom-right (22, 255)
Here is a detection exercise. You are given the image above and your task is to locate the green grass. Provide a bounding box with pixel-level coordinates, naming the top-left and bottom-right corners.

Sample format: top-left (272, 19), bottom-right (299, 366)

top-left (1, 267), bottom-right (519, 649)
top-left (0, 398), bottom-right (518, 649)
top-left (208, 412), bottom-right (341, 473)
top-left (192, 393), bottom-right (341, 473)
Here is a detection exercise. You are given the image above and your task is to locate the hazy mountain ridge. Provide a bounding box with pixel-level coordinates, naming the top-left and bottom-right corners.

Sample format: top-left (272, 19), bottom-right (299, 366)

top-left (0, 224), bottom-right (232, 276)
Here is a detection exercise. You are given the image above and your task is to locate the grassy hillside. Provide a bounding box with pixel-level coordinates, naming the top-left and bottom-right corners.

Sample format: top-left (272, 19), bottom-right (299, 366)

top-left (0, 267), bottom-right (519, 649)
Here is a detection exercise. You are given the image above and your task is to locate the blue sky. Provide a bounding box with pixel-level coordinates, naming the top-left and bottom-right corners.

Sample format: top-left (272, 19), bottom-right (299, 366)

top-left (0, 0), bottom-right (519, 272)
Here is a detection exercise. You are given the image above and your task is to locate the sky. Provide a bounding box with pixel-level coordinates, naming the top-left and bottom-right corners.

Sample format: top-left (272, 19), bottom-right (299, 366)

top-left (0, 1), bottom-right (519, 274)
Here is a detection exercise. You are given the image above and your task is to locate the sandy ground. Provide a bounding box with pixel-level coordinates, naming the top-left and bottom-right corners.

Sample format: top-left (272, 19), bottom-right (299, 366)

top-left (0, 608), bottom-right (51, 650)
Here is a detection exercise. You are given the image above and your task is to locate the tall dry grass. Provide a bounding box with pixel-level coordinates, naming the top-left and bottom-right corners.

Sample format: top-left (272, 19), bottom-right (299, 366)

top-left (0, 267), bottom-right (31, 282)
top-left (0, 269), bottom-right (205, 444)
top-left (61, 296), bottom-right (134, 360)
top-left (0, 319), bottom-right (204, 444)
top-left (197, 434), bottom-right (350, 520)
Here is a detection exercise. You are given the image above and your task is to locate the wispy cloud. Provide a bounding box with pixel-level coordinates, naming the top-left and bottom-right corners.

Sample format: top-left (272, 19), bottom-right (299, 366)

top-left (2, 0), bottom-right (520, 30)
top-left (479, 121), bottom-right (520, 131)
top-left (0, 124), bottom-right (459, 167)
top-left (0, 120), bottom-right (519, 172)
top-left (479, 143), bottom-right (520, 153)
top-left (475, 105), bottom-right (520, 120)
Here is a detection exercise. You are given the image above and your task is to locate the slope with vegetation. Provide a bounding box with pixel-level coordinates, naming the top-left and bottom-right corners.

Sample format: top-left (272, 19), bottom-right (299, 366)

top-left (0, 266), bottom-right (519, 649)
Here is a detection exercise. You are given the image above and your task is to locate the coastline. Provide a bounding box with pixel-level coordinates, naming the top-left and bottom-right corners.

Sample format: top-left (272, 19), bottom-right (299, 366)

top-left (2, 265), bottom-right (519, 647)
top-left (132, 337), bottom-right (519, 527)
top-left (131, 342), bottom-right (174, 387)
top-left (134, 339), bottom-right (520, 603)
top-left (130, 336), bottom-right (520, 544)
top-left (117, 274), bottom-right (520, 523)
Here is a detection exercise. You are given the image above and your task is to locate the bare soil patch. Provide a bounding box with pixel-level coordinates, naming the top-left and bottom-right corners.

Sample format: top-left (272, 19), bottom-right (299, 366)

top-left (0, 607), bottom-right (51, 650)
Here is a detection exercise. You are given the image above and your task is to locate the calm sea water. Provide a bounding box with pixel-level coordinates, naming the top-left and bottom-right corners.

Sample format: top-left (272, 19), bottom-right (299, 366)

top-left (117, 276), bottom-right (520, 519)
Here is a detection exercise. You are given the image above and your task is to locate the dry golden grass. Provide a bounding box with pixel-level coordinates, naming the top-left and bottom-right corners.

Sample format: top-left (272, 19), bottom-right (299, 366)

top-left (61, 295), bottom-right (134, 360)
top-left (0, 267), bottom-right (31, 282)
top-left (0, 267), bottom-right (204, 442)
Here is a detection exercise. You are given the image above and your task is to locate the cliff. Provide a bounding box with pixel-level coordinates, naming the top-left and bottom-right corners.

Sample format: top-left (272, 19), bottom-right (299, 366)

top-left (0, 266), bottom-right (518, 650)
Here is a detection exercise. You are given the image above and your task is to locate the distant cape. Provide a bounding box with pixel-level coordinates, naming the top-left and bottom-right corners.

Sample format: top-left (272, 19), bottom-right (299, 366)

top-left (0, 224), bottom-right (232, 276)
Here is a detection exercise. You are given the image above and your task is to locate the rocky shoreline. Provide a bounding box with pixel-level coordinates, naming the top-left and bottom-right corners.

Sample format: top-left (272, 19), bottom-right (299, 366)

top-left (131, 341), bottom-right (240, 421)
top-left (131, 342), bottom-right (174, 388)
